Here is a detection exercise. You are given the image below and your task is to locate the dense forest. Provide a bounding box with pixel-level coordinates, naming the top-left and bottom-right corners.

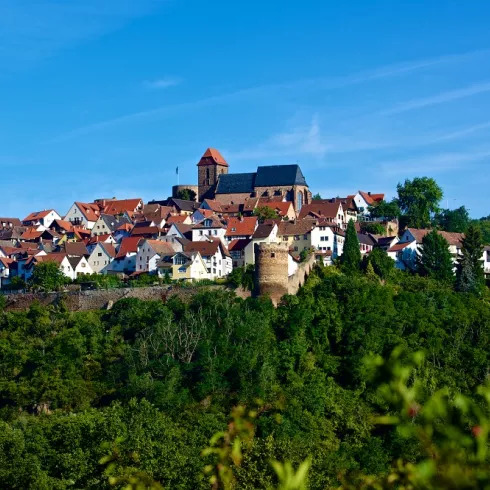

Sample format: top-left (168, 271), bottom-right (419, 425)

top-left (1, 259), bottom-right (490, 488)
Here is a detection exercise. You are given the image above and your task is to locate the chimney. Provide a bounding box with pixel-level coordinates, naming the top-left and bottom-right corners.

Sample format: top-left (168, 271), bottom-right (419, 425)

top-left (368, 192), bottom-right (371, 196)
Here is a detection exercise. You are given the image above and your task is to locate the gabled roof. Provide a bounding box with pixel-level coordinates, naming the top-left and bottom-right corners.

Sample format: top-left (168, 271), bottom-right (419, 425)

top-left (130, 226), bottom-right (163, 237)
top-left (358, 191), bottom-right (385, 206)
top-left (228, 239), bottom-right (251, 251)
top-left (0, 217), bottom-right (22, 228)
top-left (64, 241), bottom-right (89, 256)
top-left (116, 237), bottom-right (142, 258)
top-left (257, 200), bottom-right (293, 217)
top-left (73, 202), bottom-right (100, 222)
top-left (225, 217), bottom-right (258, 237)
top-left (97, 242), bottom-right (116, 258)
top-left (23, 210), bottom-right (57, 222)
top-left (20, 229), bottom-right (43, 241)
top-left (357, 233), bottom-right (376, 246)
top-left (98, 214), bottom-right (132, 232)
top-left (253, 223), bottom-right (276, 239)
top-left (197, 148), bottom-right (228, 167)
top-left (298, 200), bottom-right (342, 220)
top-left (145, 240), bottom-right (177, 256)
top-left (388, 241), bottom-right (414, 252)
top-left (184, 239), bottom-right (230, 258)
top-left (167, 198), bottom-right (199, 213)
top-left (255, 165), bottom-right (307, 187)
top-left (278, 220), bottom-right (316, 236)
top-left (0, 257), bottom-right (14, 268)
top-left (407, 228), bottom-right (464, 246)
top-left (67, 255), bottom-right (86, 269)
top-left (166, 215), bottom-right (190, 225)
top-left (102, 199), bottom-right (142, 215)
top-left (193, 217), bottom-right (226, 229)
top-left (51, 219), bottom-right (73, 232)
top-left (216, 173), bottom-right (256, 194)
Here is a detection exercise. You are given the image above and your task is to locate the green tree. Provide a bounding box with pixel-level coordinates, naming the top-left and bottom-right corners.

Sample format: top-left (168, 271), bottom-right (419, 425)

top-left (456, 224), bottom-right (485, 293)
top-left (341, 220), bottom-right (361, 273)
top-left (367, 199), bottom-right (400, 221)
top-left (472, 216), bottom-right (490, 244)
top-left (396, 177), bottom-right (443, 228)
top-left (30, 261), bottom-right (68, 291)
top-left (434, 206), bottom-right (470, 233)
top-left (176, 188), bottom-right (197, 201)
top-left (253, 206), bottom-right (279, 221)
top-left (417, 230), bottom-right (454, 282)
top-left (362, 248), bottom-right (395, 279)
top-left (360, 222), bottom-right (386, 236)
top-left (312, 193), bottom-right (322, 200)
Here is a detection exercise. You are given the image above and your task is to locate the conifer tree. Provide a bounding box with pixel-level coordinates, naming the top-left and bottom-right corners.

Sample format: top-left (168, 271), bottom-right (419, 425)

top-left (456, 224), bottom-right (485, 293)
top-left (341, 220), bottom-right (361, 273)
top-left (417, 229), bottom-right (454, 283)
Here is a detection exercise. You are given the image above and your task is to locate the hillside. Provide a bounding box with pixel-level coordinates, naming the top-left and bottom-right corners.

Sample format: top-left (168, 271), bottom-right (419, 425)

top-left (0, 266), bottom-right (490, 488)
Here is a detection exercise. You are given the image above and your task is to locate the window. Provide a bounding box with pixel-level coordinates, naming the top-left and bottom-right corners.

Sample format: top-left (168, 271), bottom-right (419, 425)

top-left (320, 236), bottom-right (325, 242)
top-left (178, 266), bottom-right (186, 273)
top-left (294, 235), bottom-right (300, 241)
top-left (213, 268), bottom-right (216, 274)
top-left (199, 230), bottom-right (203, 236)
top-left (282, 236), bottom-right (288, 241)
top-left (175, 255), bottom-right (186, 265)
top-left (294, 246), bottom-right (298, 252)
top-left (271, 253), bottom-right (275, 258)
top-left (213, 230), bottom-right (217, 235)
top-left (231, 227), bottom-right (236, 232)
top-left (98, 252), bottom-right (102, 257)
top-left (297, 191), bottom-right (303, 211)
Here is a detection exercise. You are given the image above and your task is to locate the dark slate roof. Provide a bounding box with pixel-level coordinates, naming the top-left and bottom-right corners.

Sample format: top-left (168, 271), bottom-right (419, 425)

top-left (255, 165), bottom-right (307, 187)
top-left (216, 173), bottom-right (256, 194)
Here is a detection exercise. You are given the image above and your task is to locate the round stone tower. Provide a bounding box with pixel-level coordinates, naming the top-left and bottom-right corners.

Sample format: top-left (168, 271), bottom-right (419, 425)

top-left (254, 242), bottom-right (289, 304)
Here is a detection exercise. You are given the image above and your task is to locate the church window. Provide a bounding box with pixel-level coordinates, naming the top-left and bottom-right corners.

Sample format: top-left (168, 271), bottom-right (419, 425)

top-left (297, 191), bottom-right (303, 211)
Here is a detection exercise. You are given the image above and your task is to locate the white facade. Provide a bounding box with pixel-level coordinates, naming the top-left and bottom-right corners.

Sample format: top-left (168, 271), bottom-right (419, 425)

top-left (192, 225), bottom-right (226, 242)
top-left (88, 243), bottom-right (115, 274)
top-left (388, 241), bottom-right (419, 271)
top-left (135, 240), bottom-right (176, 274)
top-left (64, 203), bottom-right (97, 229)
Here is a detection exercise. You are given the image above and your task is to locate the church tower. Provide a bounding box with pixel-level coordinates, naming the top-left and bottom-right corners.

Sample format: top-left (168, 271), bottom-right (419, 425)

top-left (197, 148), bottom-right (229, 201)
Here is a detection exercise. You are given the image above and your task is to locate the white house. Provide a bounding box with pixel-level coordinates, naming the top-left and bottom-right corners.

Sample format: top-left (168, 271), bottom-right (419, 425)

top-left (191, 217), bottom-right (227, 242)
top-left (110, 237), bottom-right (142, 275)
top-left (0, 257), bottom-right (13, 288)
top-left (387, 241), bottom-right (419, 270)
top-left (350, 191), bottom-right (385, 216)
top-left (184, 239), bottom-right (232, 279)
top-left (88, 242), bottom-right (117, 274)
top-left (64, 202), bottom-right (101, 230)
top-left (224, 217), bottom-right (258, 244)
top-left (22, 209), bottom-right (61, 229)
top-left (91, 214), bottom-right (132, 237)
top-left (299, 200), bottom-right (346, 229)
top-left (67, 256), bottom-right (93, 279)
top-left (135, 239), bottom-right (177, 273)
top-left (484, 246), bottom-right (490, 275)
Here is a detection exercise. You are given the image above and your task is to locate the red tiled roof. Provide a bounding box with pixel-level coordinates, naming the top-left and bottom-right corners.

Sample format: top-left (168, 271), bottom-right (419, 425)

top-left (64, 241), bottom-right (89, 256)
top-left (99, 242), bottom-right (116, 258)
top-left (116, 237), bottom-right (142, 258)
top-left (358, 191), bottom-right (385, 206)
top-left (193, 217), bottom-right (226, 229)
top-left (197, 148), bottom-right (228, 167)
top-left (277, 220), bottom-right (316, 236)
top-left (145, 240), bottom-right (177, 256)
top-left (298, 200), bottom-right (342, 220)
top-left (185, 240), bottom-right (224, 257)
top-left (87, 234), bottom-right (113, 245)
top-left (20, 229), bottom-right (43, 241)
top-left (0, 257), bottom-right (14, 268)
top-left (116, 223), bottom-right (133, 232)
top-left (202, 200), bottom-right (223, 213)
top-left (131, 226), bottom-right (163, 237)
top-left (23, 210), bottom-right (56, 222)
top-left (225, 217), bottom-right (258, 237)
top-left (73, 202), bottom-right (101, 222)
top-left (52, 219), bottom-right (73, 232)
top-left (407, 228), bottom-right (464, 247)
top-left (388, 242), bottom-right (413, 252)
top-left (257, 200), bottom-right (293, 217)
top-left (166, 215), bottom-right (190, 225)
top-left (103, 199), bottom-right (142, 215)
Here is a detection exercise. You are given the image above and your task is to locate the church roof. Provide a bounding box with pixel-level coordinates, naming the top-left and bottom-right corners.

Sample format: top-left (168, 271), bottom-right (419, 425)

top-left (255, 165), bottom-right (307, 187)
top-left (197, 148), bottom-right (229, 167)
top-left (216, 172), bottom-right (256, 194)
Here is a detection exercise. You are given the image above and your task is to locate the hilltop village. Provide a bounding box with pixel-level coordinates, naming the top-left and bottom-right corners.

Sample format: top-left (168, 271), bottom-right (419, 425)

top-left (0, 147), bottom-right (488, 289)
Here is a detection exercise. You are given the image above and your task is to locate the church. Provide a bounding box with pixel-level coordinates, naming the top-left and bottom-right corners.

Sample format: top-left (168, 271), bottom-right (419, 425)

top-left (175, 148), bottom-right (312, 213)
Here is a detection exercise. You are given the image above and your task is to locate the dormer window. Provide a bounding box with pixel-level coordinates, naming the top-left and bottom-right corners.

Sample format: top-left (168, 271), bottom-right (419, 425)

top-left (231, 227), bottom-right (236, 232)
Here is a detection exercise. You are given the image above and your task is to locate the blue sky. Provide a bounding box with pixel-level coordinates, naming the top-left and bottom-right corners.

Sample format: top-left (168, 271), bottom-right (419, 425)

top-left (1, 0), bottom-right (490, 218)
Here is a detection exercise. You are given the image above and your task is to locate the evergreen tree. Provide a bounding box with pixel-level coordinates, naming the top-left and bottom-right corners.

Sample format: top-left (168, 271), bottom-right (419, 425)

top-left (341, 220), bottom-right (361, 273)
top-left (417, 230), bottom-right (454, 283)
top-left (456, 224), bottom-right (485, 293)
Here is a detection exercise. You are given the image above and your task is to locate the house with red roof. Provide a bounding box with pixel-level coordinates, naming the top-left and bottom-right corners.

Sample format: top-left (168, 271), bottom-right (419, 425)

top-left (135, 239), bottom-right (178, 274)
top-left (184, 238), bottom-right (232, 279)
top-left (64, 202), bottom-right (101, 230)
top-left (349, 191), bottom-right (385, 215)
top-left (22, 209), bottom-right (61, 229)
top-left (224, 217), bottom-right (258, 243)
top-left (88, 242), bottom-right (117, 274)
top-left (111, 237), bottom-right (142, 275)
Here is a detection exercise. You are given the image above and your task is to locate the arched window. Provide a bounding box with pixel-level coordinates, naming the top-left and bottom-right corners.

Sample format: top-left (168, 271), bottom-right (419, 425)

top-left (205, 167), bottom-right (210, 185)
top-left (297, 191), bottom-right (303, 211)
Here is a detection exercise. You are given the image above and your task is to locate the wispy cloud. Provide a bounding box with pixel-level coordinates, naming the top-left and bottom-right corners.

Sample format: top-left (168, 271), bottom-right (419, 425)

top-left (379, 149), bottom-right (490, 176)
top-left (227, 115), bottom-right (328, 161)
top-left (143, 77), bottom-right (182, 90)
top-left (434, 121), bottom-right (490, 141)
top-left (0, 0), bottom-right (163, 65)
top-left (380, 82), bottom-right (490, 116)
top-left (50, 47), bottom-right (489, 142)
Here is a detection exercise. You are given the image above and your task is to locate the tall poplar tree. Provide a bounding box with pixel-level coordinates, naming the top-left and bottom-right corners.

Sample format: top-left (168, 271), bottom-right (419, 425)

top-left (341, 220), bottom-right (361, 273)
top-left (456, 224), bottom-right (485, 293)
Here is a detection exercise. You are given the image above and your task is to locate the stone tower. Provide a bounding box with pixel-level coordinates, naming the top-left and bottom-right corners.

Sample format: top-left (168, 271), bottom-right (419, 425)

top-left (197, 148), bottom-right (229, 201)
top-left (254, 242), bottom-right (289, 305)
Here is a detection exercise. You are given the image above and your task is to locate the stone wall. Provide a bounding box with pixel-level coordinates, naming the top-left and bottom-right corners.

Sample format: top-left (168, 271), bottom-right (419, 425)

top-left (172, 185), bottom-right (199, 201)
top-left (287, 253), bottom-right (316, 296)
top-left (2, 285), bottom-right (225, 312)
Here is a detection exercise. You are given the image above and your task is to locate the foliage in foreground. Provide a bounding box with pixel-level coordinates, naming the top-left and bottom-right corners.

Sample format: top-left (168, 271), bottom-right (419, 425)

top-left (0, 267), bottom-right (490, 488)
